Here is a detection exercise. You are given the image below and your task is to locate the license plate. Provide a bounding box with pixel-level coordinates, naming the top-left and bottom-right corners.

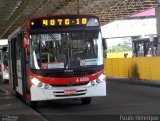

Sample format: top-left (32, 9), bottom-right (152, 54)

top-left (64, 90), bottom-right (76, 95)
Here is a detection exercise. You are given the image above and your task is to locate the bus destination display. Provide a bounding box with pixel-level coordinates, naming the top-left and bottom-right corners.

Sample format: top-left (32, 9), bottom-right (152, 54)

top-left (30, 17), bottom-right (89, 28)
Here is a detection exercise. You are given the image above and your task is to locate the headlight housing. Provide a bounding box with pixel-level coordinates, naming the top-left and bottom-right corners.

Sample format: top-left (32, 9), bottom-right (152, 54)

top-left (31, 77), bottom-right (51, 89)
top-left (89, 73), bottom-right (106, 86)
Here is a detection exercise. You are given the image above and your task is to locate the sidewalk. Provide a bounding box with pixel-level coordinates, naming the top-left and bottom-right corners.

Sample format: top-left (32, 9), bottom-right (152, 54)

top-left (108, 77), bottom-right (160, 88)
top-left (0, 82), bottom-right (47, 121)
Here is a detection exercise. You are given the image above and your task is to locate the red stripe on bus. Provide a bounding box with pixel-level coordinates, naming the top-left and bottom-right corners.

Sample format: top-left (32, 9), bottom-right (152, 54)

top-left (29, 69), bottom-right (104, 85)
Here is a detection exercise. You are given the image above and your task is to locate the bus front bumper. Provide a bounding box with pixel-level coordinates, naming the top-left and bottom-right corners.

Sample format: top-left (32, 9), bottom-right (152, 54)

top-left (30, 80), bottom-right (106, 101)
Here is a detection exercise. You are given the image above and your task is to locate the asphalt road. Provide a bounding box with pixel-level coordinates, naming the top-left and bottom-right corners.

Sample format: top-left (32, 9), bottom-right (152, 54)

top-left (34, 81), bottom-right (160, 121)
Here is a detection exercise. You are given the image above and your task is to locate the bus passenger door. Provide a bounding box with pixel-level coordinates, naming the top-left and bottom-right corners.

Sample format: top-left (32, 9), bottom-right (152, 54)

top-left (0, 50), bottom-right (2, 79)
top-left (9, 38), bottom-right (18, 91)
top-left (10, 33), bottom-right (25, 96)
top-left (13, 35), bottom-right (23, 95)
top-left (15, 32), bottom-right (27, 96)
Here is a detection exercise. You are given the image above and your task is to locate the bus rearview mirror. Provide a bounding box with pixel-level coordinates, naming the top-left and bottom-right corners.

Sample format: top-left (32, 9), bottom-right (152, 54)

top-left (102, 38), bottom-right (107, 50)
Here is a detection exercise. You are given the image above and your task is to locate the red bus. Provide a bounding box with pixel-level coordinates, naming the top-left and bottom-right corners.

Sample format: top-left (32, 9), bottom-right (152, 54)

top-left (8, 14), bottom-right (107, 107)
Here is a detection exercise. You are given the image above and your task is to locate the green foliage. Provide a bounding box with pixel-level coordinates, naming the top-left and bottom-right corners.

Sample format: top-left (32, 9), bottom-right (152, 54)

top-left (109, 40), bottom-right (132, 53)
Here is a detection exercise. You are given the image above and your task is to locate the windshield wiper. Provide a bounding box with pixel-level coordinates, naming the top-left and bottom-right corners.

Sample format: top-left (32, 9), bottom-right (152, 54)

top-left (48, 34), bottom-right (57, 41)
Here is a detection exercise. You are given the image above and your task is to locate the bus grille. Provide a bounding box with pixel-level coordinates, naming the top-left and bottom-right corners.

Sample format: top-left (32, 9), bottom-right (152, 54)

top-left (53, 89), bottom-right (87, 97)
top-left (51, 82), bottom-right (89, 87)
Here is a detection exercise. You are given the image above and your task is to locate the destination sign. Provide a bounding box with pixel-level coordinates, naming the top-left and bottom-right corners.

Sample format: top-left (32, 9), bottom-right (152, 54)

top-left (42, 18), bottom-right (87, 26)
top-left (30, 15), bottom-right (100, 30)
top-left (30, 15), bottom-right (100, 29)
top-left (30, 18), bottom-right (89, 28)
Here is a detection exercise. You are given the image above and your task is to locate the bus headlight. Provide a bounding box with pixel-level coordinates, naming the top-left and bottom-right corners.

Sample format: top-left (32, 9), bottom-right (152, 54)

top-left (37, 82), bottom-right (43, 88)
top-left (90, 73), bottom-right (106, 86)
top-left (96, 78), bottom-right (101, 83)
top-left (31, 77), bottom-right (51, 89)
top-left (44, 84), bottom-right (49, 89)
top-left (91, 81), bottom-right (95, 86)
top-left (31, 78), bottom-right (42, 87)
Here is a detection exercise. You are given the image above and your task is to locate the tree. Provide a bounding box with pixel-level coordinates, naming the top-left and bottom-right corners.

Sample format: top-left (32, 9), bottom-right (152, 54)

top-left (109, 40), bottom-right (132, 53)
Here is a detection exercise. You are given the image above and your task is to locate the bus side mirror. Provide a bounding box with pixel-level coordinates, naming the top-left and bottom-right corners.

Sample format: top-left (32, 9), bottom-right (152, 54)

top-left (102, 38), bottom-right (107, 50)
top-left (102, 38), bottom-right (107, 58)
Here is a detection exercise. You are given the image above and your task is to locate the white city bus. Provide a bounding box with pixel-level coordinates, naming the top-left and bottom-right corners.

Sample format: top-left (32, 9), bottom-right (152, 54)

top-left (8, 14), bottom-right (107, 107)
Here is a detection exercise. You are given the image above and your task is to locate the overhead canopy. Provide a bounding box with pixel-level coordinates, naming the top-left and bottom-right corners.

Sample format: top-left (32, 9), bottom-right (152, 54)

top-left (0, 0), bottom-right (157, 39)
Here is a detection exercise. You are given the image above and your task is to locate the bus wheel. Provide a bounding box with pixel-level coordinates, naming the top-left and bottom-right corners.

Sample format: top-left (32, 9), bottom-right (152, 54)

top-left (26, 100), bottom-right (37, 108)
top-left (81, 97), bottom-right (91, 104)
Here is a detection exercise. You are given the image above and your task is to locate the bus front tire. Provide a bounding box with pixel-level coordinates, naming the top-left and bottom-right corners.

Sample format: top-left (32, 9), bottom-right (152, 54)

top-left (81, 97), bottom-right (91, 104)
top-left (26, 100), bottom-right (37, 108)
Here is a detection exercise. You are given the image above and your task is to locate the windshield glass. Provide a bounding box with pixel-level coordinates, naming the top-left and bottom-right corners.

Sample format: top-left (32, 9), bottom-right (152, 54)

top-left (30, 31), bottom-right (103, 70)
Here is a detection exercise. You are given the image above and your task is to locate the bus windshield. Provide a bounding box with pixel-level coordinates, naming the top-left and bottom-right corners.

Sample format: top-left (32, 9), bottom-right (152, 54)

top-left (30, 31), bottom-right (103, 70)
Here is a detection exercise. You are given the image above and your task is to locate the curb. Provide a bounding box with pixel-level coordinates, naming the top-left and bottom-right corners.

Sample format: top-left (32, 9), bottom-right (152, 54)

top-left (107, 77), bottom-right (160, 88)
